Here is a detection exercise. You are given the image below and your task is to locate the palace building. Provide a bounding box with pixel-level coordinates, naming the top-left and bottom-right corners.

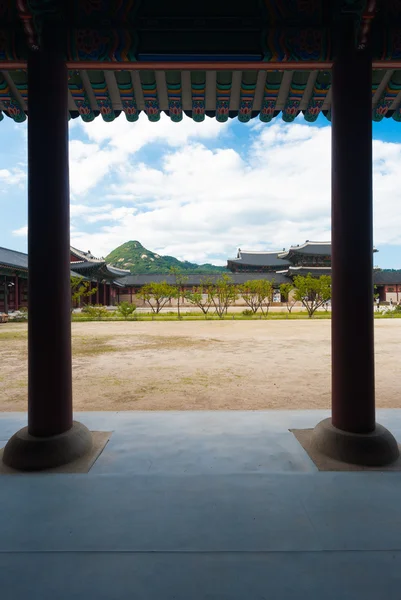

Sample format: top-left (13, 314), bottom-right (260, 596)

top-left (0, 246), bottom-right (128, 313)
top-left (228, 241), bottom-right (332, 273)
top-left (1, 239), bottom-right (399, 311)
top-left (227, 240), bottom-right (399, 301)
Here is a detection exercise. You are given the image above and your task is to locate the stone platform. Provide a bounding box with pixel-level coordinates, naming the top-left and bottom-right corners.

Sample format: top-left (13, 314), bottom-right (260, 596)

top-left (1, 409), bottom-right (401, 599)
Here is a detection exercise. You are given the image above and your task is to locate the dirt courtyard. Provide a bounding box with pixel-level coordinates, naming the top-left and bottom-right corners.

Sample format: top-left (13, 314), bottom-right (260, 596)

top-left (0, 320), bottom-right (400, 411)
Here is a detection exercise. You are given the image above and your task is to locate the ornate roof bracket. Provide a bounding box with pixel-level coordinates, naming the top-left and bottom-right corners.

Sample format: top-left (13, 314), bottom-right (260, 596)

top-left (87, 70), bottom-right (115, 122)
top-left (282, 71), bottom-right (309, 122)
top-left (216, 71), bottom-right (232, 122)
top-left (259, 71), bottom-right (282, 123)
top-left (17, 0), bottom-right (63, 52)
top-left (166, 71), bottom-right (183, 122)
top-left (0, 72), bottom-right (26, 122)
top-left (140, 71), bottom-right (160, 121)
top-left (304, 71), bottom-right (331, 122)
top-left (191, 71), bottom-right (206, 122)
top-left (115, 70), bottom-right (139, 122)
top-left (68, 70), bottom-right (95, 122)
top-left (238, 71), bottom-right (257, 123)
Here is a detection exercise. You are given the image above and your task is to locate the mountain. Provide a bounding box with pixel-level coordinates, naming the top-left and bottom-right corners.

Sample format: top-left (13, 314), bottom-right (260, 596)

top-left (105, 241), bottom-right (227, 274)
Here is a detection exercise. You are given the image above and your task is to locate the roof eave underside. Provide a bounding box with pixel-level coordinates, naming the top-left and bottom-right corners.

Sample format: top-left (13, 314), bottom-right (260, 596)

top-left (2, 66), bottom-right (401, 126)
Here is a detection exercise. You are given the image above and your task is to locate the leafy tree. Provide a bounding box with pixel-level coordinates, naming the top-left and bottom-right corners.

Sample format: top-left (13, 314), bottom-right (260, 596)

top-left (170, 267), bottom-right (188, 319)
top-left (280, 282), bottom-right (297, 314)
top-left (240, 279), bottom-right (274, 316)
top-left (116, 301), bottom-right (137, 320)
top-left (209, 274), bottom-right (238, 318)
top-left (137, 281), bottom-right (176, 314)
top-left (293, 274), bottom-right (331, 318)
top-left (185, 278), bottom-right (214, 315)
top-left (71, 276), bottom-right (97, 312)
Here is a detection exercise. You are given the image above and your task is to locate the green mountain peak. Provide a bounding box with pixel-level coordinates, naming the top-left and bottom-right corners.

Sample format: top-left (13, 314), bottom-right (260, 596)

top-left (105, 241), bottom-right (226, 275)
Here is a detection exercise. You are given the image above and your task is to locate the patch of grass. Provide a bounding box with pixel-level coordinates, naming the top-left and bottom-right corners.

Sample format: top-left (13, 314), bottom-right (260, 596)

top-left (0, 330), bottom-right (28, 341)
top-left (131, 335), bottom-right (223, 352)
top-left (72, 336), bottom-right (120, 357)
top-left (94, 376), bottom-right (130, 387)
top-left (9, 379), bottom-right (27, 389)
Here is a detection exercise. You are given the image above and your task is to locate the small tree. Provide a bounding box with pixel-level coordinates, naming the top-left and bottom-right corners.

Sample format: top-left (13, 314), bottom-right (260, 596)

top-left (293, 274), bottom-right (331, 318)
top-left (259, 279), bottom-right (274, 317)
top-left (185, 278), bottom-right (214, 315)
top-left (280, 282), bottom-right (297, 313)
top-left (71, 276), bottom-right (97, 311)
top-left (137, 281), bottom-right (176, 314)
top-left (170, 267), bottom-right (188, 319)
top-left (240, 279), bottom-right (273, 316)
top-left (116, 301), bottom-right (137, 320)
top-left (209, 274), bottom-right (238, 318)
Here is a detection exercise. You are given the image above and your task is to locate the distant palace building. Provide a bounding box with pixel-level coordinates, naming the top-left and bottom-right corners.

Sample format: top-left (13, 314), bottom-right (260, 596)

top-left (227, 241), bottom-right (331, 275)
top-left (227, 240), bottom-right (400, 303)
top-left (1, 241), bottom-right (400, 311)
top-left (0, 246), bottom-right (128, 313)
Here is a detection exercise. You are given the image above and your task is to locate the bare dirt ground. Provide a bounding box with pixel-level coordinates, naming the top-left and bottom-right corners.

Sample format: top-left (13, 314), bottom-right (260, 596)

top-left (0, 320), bottom-right (400, 411)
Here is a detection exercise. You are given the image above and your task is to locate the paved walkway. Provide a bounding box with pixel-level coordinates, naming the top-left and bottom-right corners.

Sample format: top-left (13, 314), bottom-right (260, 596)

top-left (1, 410), bottom-right (401, 599)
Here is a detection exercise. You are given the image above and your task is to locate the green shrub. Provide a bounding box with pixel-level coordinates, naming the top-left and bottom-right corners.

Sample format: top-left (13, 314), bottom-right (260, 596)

top-left (242, 309), bottom-right (254, 316)
top-left (81, 304), bottom-right (109, 319)
top-left (116, 301), bottom-right (136, 319)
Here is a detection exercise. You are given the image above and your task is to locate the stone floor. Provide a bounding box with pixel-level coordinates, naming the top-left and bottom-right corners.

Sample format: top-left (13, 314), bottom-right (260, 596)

top-left (2, 410), bottom-right (401, 599)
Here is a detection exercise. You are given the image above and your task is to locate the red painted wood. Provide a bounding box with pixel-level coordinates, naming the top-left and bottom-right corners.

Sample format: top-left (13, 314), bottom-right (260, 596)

top-left (27, 31), bottom-right (73, 437)
top-left (331, 27), bottom-right (375, 434)
top-left (14, 275), bottom-right (19, 310)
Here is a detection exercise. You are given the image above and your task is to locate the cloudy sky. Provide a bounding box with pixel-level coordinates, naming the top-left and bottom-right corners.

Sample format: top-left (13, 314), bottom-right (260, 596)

top-left (1, 111), bottom-right (401, 268)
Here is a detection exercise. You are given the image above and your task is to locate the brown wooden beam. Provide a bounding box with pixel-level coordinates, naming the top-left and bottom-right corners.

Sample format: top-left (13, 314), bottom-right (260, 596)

top-left (1, 60), bottom-right (401, 71)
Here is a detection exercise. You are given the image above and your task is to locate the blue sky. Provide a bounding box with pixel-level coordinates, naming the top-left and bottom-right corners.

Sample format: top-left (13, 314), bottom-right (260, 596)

top-left (1, 111), bottom-right (401, 268)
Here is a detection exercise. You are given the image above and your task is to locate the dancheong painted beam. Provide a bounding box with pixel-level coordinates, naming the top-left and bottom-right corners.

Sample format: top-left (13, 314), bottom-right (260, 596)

top-left (0, 0), bottom-right (401, 124)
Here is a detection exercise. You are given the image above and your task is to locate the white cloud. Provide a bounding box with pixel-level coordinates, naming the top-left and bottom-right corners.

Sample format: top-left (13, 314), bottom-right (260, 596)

top-left (70, 121), bottom-right (333, 261)
top-left (70, 203), bottom-right (114, 219)
top-left (12, 225), bottom-right (27, 237)
top-left (10, 117), bottom-right (401, 267)
top-left (0, 167), bottom-right (26, 187)
top-left (69, 112), bottom-right (228, 197)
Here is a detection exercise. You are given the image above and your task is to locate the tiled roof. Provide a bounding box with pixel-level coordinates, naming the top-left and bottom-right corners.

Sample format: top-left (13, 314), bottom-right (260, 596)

top-left (229, 251), bottom-right (291, 267)
top-left (118, 272), bottom-right (289, 287)
top-left (70, 247), bottom-right (103, 263)
top-left (0, 246), bottom-right (128, 280)
top-left (278, 241), bottom-right (331, 258)
top-left (0, 246), bottom-right (28, 270)
top-left (373, 271), bottom-right (401, 285)
top-left (282, 266), bottom-right (332, 277)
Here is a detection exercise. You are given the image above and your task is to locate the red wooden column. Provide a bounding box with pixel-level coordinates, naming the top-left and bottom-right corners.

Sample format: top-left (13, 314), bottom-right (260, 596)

top-left (14, 275), bottom-right (19, 311)
top-left (331, 37), bottom-right (375, 433)
top-left (103, 283), bottom-right (107, 306)
top-left (312, 24), bottom-right (398, 466)
top-left (3, 29), bottom-right (91, 471)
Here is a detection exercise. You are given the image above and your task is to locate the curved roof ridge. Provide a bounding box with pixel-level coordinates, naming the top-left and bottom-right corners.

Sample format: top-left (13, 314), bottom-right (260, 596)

top-left (239, 250), bottom-right (281, 254)
top-left (70, 246), bottom-right (104, 263)
top-left (288, 240), bottom-right (331, 250)
top-left (0, 246), bottom-right (28, 257)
